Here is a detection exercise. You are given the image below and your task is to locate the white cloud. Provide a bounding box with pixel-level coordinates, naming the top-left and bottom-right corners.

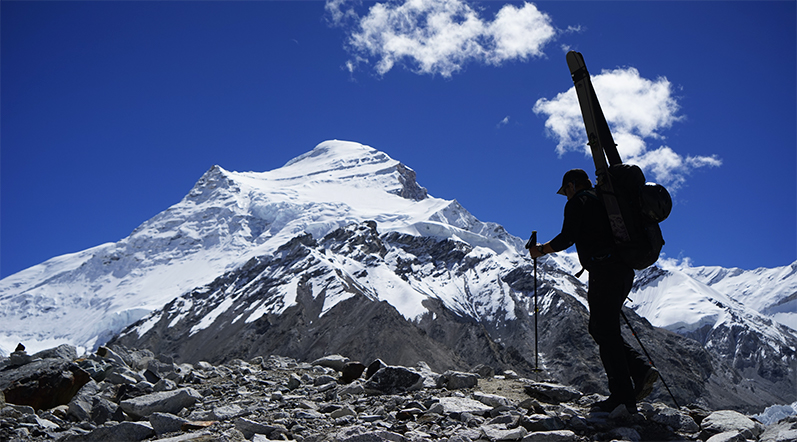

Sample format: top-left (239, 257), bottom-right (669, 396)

top-left (497, 115), bottom-right (510, 128)
top-left (327, 0), bottom-right (556, 77)
top-left (533, 67), bottom-right (720, 189)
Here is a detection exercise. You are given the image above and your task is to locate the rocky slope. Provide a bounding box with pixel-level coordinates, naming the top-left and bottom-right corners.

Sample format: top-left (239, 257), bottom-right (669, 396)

top-left (2, 344), bottom-right (795, 442)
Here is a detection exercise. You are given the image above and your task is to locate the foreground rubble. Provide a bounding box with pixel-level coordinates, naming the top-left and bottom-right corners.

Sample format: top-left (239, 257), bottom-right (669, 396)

top-left (1, 344), bottom-right (795, 442)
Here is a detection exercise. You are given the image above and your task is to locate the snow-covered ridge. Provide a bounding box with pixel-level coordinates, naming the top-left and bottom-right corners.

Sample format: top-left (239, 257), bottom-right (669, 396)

top-left (681, 263), bottom-right (797, 331)
top-left (630, 267), bottom-right (794, 346)
top-left (0, 140), bottom-right (524, 355)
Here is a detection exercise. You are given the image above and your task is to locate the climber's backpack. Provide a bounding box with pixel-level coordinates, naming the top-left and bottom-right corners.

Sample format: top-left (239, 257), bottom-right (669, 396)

top-left (603, 163), bottom-right (672, 269)
top-left (566, 50), bottom-right (672, 270)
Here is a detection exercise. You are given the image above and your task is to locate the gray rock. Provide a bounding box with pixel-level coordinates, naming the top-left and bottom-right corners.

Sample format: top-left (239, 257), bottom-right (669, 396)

top-left (8, 351), bottom-right (34, 367)
top-left (427, 397), bottom-right (492, 416)
top-left (147, 431), bottom-right (213, 442)
top-left (295, 409), bottom-right (325, 419)
top-left (364, 366), bottom-right (422, 394)
top-left (341, 361), bottom-right (366, 383)
top-left (472, 364), bottom-right (495, 378)
top-left (212, 403), bottom-right (247, 420)
top-left (296, 398), bottom-right (318, 410)
top-left (609, 427), bottom-right (641, 442)
top-left (287, 373), bottom-right (302, 390)
top-left (21, 412), bottom-right (60, 430)
top-left (414, 361), bottom-right (441, 388)
top-left (330, 405), bottom-right (357, 418)
top-left (520, 430), bottom-right (579, 442)
top-left (83, 396), bottom-right (120, 425)
top-left (473, 392), bottom-right (511, 408)
top-left (149, 412), bottom-right (189, 435)
top-left (518, 413), bottom-right (565, 432)
top-left (105, 368), bottom-right (139, 385)
top-left (127, 348), bottom-right (155, 371)
top-left (197, 361), bottom-right (214, 371)
top-left (234, 417), bottom-right (279, 439)
top-left (3, 343), bottom-right (780, 442)
top-left (340, 380), bottom-right (365, 396)
top-left (502, 370), bottom-right (519, 379)
top-left (439, 370), bottom-right (478, 390)
top-left (1, 403), bottom-right (36, 418)
top-left (706, 431), bottom-right (747, 442)
top-left (63, 421), bottom-right (155, 442)
top-left (76, 359), bottom-right (113, 382)
top-left (119, 387), bottom-right (202, 418)
top-left (314, 374), bottom-right (338, 385)
top-left (487, 413), bottom-right (516, 425)
top-left (146, 358), bottom-right (175, 377)
top-left (174, 363), bottom-right (193, 379)
top-left (66, 396), bottom-right (92, 422)
top-left (650, 405), bottom-right (699, 432)
top-left (334, 425), bottom-right (407, 442)
top-left (759, 415), bottom-right (797, 442)
top-left (522, 382), bottom-right (582, 404)
top-left (609, 403), bottom-right (633, 419)
top-left (154, 378), bottom-right (177, 392)
top-left (365, 359), bottom-right (387, 379)
top-left (32, 344), bottom-right (78, 361)
top-left (312, 355), bottom-right (350, 371)
top-left (700, 410), bottom-right (765, 440)
top-left (96, 346), bottom-right (128, 368)
top-left (317, 381), bottom-right (337, 392)
top-left (66, 380), bottom-right (102, 421)
top-left (480, 423), bottom-right (527, 441)
top-left (0, 358), bottom-right (91, 410)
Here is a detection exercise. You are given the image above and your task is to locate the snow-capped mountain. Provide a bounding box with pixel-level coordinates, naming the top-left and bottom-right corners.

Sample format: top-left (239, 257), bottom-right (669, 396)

top-left (628, 266), bottom-right (797, 407)
top-left (0, 141), bottom-right (522, 355)
top-left (1, 140), bottom-right (796, 412)
top-left (680, 263), bottom-right (797, 332)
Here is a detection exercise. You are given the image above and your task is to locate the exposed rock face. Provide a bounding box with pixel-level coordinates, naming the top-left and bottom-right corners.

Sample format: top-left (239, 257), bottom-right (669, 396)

top-left (4, 344), bottom-right (788, 442)
top-left (393, 163), bottom-right (428, 201)
top-left (0, 355), bottom-right (90, 411)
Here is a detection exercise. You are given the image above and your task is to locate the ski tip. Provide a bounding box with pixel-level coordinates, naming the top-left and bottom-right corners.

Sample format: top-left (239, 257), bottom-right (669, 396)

top-left (566, 51), bottom-right (586, 71)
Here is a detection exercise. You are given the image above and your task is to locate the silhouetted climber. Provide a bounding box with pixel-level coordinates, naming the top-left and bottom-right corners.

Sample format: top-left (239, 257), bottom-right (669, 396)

top-left (528, 168), bottom-right (658, 414)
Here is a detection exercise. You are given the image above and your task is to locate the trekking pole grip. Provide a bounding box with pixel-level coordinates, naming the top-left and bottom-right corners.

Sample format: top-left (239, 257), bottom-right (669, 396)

top-left (526, 231), bottom-right (537, 250)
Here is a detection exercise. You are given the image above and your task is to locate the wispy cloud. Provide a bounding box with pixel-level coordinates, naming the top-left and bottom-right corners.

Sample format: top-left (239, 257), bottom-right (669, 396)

top-left (326, 0), bottom-right (556, 77)
top-left (497, 115), bottom-right (510, 128)
top-left (533, 67), bottom-right (720, 189)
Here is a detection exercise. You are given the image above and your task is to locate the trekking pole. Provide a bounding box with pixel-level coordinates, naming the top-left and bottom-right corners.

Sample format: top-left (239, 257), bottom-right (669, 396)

top-left (620, 309), bottom-right (680, 408)
top-left (525, 231), bottom-right (540, 371)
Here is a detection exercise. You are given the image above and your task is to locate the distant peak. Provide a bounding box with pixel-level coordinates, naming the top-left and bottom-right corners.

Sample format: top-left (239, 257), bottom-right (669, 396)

top-left (186, 165), bottom-right (238, 203)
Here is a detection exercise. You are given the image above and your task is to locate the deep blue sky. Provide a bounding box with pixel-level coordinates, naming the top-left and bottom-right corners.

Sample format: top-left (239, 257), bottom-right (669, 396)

top-left (2, 1), bottom-right (795, 278)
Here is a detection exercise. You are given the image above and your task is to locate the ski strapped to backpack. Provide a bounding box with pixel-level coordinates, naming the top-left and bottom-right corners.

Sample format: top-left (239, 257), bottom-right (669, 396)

top-left (566, 51), bottom-right (672, 270)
